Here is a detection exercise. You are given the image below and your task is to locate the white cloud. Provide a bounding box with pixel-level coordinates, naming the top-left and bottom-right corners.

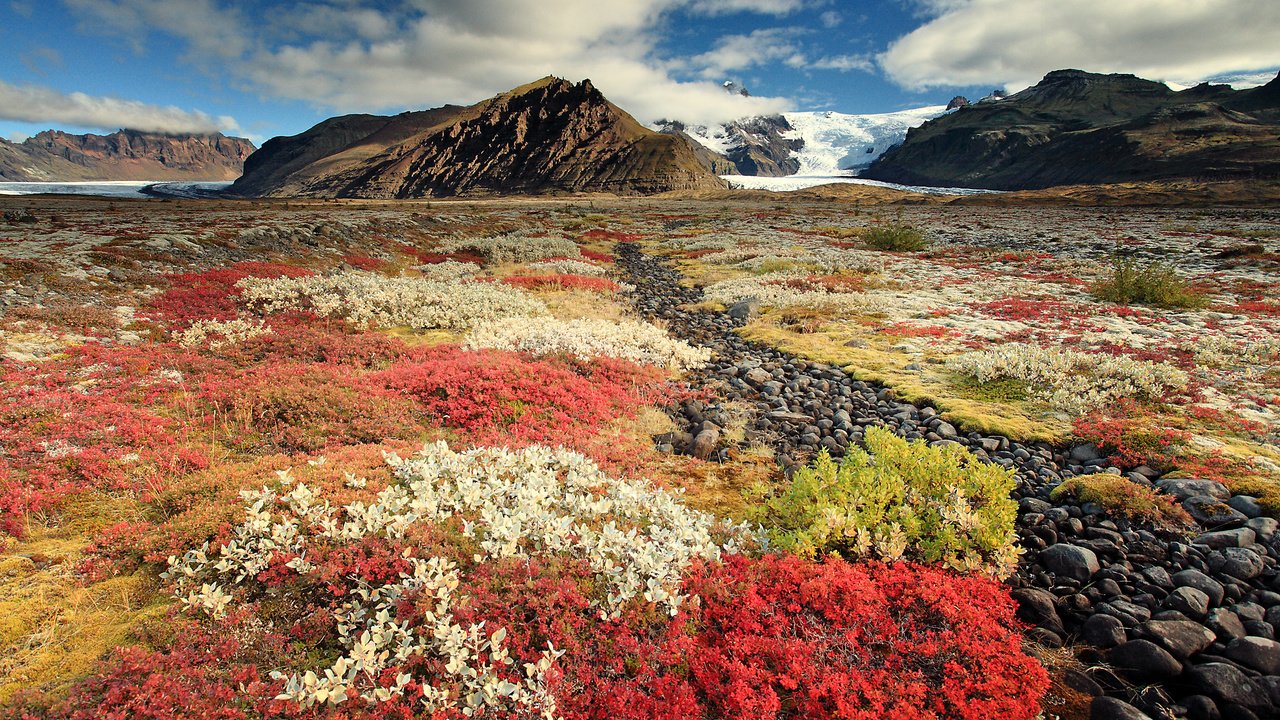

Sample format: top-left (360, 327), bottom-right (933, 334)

top-left (64, 0), bottom-right (795, 127)
top-left (818, 10), bottom-right (841, 28)
top-left (691, 28), bottom-right (804, 78)
top-left (688, 0), bottom-right (807, 15)
top-left (6, 131), bottom-right (31, 143)
top-left (0, 80), bottom-right (242, 134)
top-left (808, 54), bottom-right (873, 72)
top-left (881, 0), bottom-right (1280, 91)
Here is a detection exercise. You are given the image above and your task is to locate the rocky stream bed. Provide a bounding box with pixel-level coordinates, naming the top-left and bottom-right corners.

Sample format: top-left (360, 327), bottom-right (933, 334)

top-left (616, 243), bottom-right (1280, 720)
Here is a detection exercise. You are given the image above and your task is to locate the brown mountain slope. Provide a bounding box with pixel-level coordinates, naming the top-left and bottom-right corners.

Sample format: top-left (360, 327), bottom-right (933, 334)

top-left (231, 77), bottom-right (725, 198)
top-left (863, 69), bottom-right (1280, 190)
top-left (0, 130), bottom-right (255, 181)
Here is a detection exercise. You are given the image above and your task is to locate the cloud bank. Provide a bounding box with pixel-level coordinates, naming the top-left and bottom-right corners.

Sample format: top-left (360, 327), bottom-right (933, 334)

top-left (64, 0), bottom-right (798, 127)
top-left (881, 0), bottom-right (1280, 91)
top-left (0, 79), bottom-right (241, 134)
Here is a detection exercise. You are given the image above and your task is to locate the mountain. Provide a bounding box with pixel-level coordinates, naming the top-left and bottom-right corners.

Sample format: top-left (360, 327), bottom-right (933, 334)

top-left (862, 69), bottom-right (1280, 190)
top-left (231, 77), bottom-right (725, 198)
top-left (663, 106), bottom-right (948, 177)
top-left (0, 130), bottom-right (255, 182)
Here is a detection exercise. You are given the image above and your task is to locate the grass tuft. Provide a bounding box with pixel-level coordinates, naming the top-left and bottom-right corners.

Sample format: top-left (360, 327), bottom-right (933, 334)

top-left (1091, 256), bottom-right (1208, 309)
top-left (862, 224), bottom-right (929, 252)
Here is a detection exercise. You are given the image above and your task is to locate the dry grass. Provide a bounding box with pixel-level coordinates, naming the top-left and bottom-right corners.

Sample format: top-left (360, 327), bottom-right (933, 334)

top-left (0, 492), bottom-right (168, 703)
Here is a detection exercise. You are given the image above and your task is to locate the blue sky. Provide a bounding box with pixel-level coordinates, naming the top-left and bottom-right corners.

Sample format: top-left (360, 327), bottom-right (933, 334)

top-left (1, 0), bottom-right (1278, 144)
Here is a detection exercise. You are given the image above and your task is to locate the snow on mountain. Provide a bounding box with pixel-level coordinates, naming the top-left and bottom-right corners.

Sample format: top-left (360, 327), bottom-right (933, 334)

top-left (674, 106), bottom-right (949, 177)
top-left (782, 107), bottom-right (948, 175)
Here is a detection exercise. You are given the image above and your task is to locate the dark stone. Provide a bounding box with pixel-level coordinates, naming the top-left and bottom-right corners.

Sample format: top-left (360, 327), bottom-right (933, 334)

top-left (1183, 695), bottom-right (1220, 720)
top-left (1224, 637), bottom-right (1280, 675)
top-left (1081, 613), bottom-right (1127, 648)
top-left (1089, 696), bottom-right (1152, 720)
top-left (1187, 662), bottom-right (1271, 710)
top-left (688, 427), bottom-right (719, 460)
top-left (1157, 478), bottom-right (1230, 501)
top-left (1228, 495), bottom-right (1264, 519)
top-left (1109, 639), bottom-right (1182, 681)
top-left (1206, 608), bottom-right (1248, 641)
top-left (1194, 528), bottom-right (1257, 550)
top-left (1184, 496), bottom-right (1249, 527)
top-left (1042, 543), bottom-right (1101, 582)
top-left (1012, 587), bottom-right (1064, 635)
top-left (1174, 569), bottom-right (1227, 607)
top-left (1220, 547), bottom-right (1265, 580)
top-left (727, 298), bottom-right (760, 322)
top-left (1166, 586), bottom-right (1213, 619)
top-left (1143, 619), bottom-right (1216, 659)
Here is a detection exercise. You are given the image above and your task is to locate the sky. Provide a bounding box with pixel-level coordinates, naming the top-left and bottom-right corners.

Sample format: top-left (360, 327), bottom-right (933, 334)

top-left (1, 0), bottom-right (1278, 145)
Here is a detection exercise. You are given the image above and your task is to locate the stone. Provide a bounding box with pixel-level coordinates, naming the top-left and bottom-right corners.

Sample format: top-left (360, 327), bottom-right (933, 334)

top-left (1070, 443), bottom-right (1103, 462)
top-left (1081, 613), bottom-right (1127, 648)
top-left (1157, 478), bottom-right (1230, 501)
top-left (1174, 569), bottom-right (1227, 607)
top-left (1183, 695), bottom-right (1220, 720)
top-left (1089, 696), bottom-right (1152, 720)
top-left (1109, 639), bottom-right (1183, 681)
top-left (1228, 495), bottom-right (1264, 519)
top-left (1187, 662), bottom-right (1271, 710)
top-left (1194, 528), bottom-right (1256, 550)
top-left (1206, 608), bottom-right (1248, 641)
top-left (1223, 637), bottom-right (1280, 675)
top-left (1165, 586), bottom-right (1212, 619)
top-left (1012, 588), bottom-right (1064, 635)
top-left (1220, 547), bottom-right (1265, 580)
top-left (1247, 517), bottom-right (1279, 542)
top-left (1143, 619), bottom-right (1216, 659)
top-left (1042, 543), bottom-right (1101, 582)
top-left (688, 428), bottom-right (719, 460)
top-left (726, 298), bottom-right (760, 321)
top-left (743, 367), bottom-right (773, 386)
top-left (766, 410), bottom-right (814, 423)
top-left (1184, 496), bottom-right (1249, 527)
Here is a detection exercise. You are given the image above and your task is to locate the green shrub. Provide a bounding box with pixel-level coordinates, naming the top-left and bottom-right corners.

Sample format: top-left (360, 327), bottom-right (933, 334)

top-left (1091, 256), bottom-right (1208, 309)
top-left (751, 426), bottom-right (1019, 576)
top-left (1050, 474), bottom-right (1191, 528)
top-left (862, 224), bottom-right (928, 252)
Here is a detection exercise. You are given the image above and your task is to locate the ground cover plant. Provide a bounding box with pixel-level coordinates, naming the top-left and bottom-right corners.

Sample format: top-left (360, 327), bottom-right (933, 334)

top-left (16, 197), bottom-right (1280, 719)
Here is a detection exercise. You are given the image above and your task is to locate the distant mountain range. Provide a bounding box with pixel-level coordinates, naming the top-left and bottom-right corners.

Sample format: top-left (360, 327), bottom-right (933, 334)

top-left (862, 69), bottom-right (1280, 189)
top-left (9, 69), bottom-right (1279, 194)
top-left (0, 130), bottom-right (255, 182)
top-left (230, 77), bottom-right (723, 198)
top-left (660, 105), bottom-right (949, 177)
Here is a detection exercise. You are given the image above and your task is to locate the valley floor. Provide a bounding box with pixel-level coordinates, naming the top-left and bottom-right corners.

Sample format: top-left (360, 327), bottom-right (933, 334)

top-left (1, 194), bottom-right (1278, 719)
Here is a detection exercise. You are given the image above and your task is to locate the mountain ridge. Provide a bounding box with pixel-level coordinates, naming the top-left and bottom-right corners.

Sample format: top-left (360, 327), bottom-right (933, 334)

top-left (231, 77), bottom-right (725, 198)
top-left (862, 69), bottom-right (1280, 190)
top-left (0, 129), bottom-right (255, 182)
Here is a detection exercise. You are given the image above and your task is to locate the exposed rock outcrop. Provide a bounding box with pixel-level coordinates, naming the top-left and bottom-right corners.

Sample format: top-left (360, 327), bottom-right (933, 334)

top-left (232, 77), bottom-right (725, 198)
top-left (0, 130), bottom-right (255, 181)
top-left (864, 69), bottom-right (1280, 190)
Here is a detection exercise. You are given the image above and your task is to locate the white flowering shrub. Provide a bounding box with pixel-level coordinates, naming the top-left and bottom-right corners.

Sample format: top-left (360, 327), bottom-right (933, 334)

top-left (947, 343), bottom-right (1189, 414)
top-left (175, 318), bottom-right (271, 349)
top-left (1191, 336), bottom-right (1280, 369)
top-left (526, 259), bottom-right (607, 276)
top-left (414, 260), bottom-right (480, 281)
top-left (436, 232), bottom-right (579, 264)
top-left (164, 442), bottom-right (757, 713)
top-left (236, 271), bottom-right (548, 330)
top-left (465, 317), bottom-right (711, 370)
top-left (703, 273), bottom-right (867, 312)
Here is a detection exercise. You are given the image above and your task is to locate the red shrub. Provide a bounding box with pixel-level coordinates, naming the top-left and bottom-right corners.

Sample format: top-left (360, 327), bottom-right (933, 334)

top-left (502, 274), bottom-right (621, 293)
top-left (375, 346), bottom-right (657, 444)
top-left (146, 262), bottom-right (312, 327)
top-left (579, 249), bottom-right (613, 263)
top-left (200, 362), bottom-right (425, 452)
top-left (341, 254), bottom-right (388, 271)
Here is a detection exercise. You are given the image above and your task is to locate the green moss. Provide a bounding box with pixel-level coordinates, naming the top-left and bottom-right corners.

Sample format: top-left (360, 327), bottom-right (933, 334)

top-left (952, 375), bottom-right (1030, 403)
top-left (1050, 475), bottom-right (1192, 528)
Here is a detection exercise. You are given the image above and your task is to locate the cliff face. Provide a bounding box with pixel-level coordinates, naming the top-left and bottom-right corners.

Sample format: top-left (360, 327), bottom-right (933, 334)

top-left (862, 70), bottom-right (1280, 190)
top-left (0, 130), bottom-right (256, 181)
top-left (232, 77), bottom-right (725, 198)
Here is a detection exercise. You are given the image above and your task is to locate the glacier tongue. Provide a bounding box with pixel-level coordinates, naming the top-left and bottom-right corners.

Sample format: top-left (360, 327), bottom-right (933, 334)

top-left (782, 106), bottom-right (948, 175)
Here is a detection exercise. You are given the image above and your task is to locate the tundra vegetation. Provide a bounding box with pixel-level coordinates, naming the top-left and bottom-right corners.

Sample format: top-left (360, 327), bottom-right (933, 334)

top-left (0, 196), bottom-right (1276, 720)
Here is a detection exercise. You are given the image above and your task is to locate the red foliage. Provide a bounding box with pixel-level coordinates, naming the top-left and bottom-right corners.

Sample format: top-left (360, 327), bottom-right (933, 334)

top-left (341, 254), bottom-right (389, 271)
top-left (881, 322), bottom-right (955, 339)
top-left (376, 346), bottom-right (658, 444)
top-left (579, 249), bottom-right (613, 264)
top-left (146, 263), bottom-right (313, 327)
top-left (501, 274), bottom-right (621, 293)
top-left (1072, 401), bottom-right (1190, 469)
top-left (199, 362), bottom-right (425, 452)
